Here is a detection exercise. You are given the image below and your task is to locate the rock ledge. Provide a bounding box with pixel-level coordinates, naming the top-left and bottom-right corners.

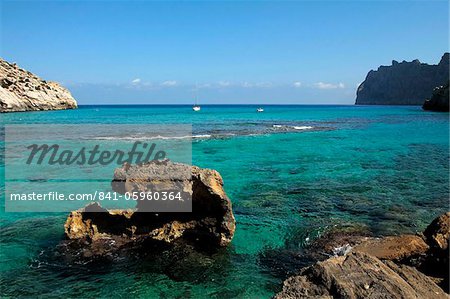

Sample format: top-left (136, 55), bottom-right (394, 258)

top-left (275, 212), bottom-right (450, 298)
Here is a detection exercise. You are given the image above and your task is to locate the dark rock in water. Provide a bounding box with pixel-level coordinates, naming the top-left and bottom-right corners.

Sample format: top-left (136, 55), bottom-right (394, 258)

top-left (0, 58), bottom-right (77, 112)
top-left (275, 212), bottom-right (450, 298)
top-left (36, 236), bottom-right (231, 285)
top-left (355, 53), bottom-right (449, 105)
top-left (258, 224), bottom-right (372, 281)
top-left (259, 247), bottom-right (315, 280)
top-left (304, 225), bottom-right (372, 258)
top-left (423, 82), bottom-right (449, 112)
top-left (274, 252), bottom-right (448, 299)
top-left (64, 161), bottom-right (236, 258)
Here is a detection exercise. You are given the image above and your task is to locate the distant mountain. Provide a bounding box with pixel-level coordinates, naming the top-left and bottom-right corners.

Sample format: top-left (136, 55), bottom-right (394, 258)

top-left (355, 53), bottom-right (449, 105)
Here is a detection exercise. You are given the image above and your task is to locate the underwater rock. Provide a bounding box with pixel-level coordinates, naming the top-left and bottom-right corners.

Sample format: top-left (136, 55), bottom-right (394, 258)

top-left (64, 161), bottom-right (236, 257)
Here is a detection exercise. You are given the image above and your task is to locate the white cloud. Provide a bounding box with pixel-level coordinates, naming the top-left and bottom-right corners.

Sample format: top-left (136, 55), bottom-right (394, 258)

top-left (293, 81), bottom-right (302, 88)
top-left (314, 82), bottom-right (345, 89)
top-left (126, 79), bottom-right (156, 90)
top-left (161, 80), bottom-right (177, 87)
top-left (239, 81), bottom-right (272, 88)
top-left (218, 81), bottom-right (231, 87)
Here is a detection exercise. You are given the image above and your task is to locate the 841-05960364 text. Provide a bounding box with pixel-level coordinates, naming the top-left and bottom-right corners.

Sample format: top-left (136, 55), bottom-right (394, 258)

top-left (9, 191), bottom-right (185, 201)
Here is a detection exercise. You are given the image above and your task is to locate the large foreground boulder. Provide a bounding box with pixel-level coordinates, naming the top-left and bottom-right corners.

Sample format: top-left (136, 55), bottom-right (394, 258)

top-left (0, 58), bottom-right (77, 112)
top-left (65, 161), bottom-right (236, 256)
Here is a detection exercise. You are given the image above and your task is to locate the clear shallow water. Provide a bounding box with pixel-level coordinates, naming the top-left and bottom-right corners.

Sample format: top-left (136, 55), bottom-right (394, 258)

top-left (0, 105), bottom-right (449, 298)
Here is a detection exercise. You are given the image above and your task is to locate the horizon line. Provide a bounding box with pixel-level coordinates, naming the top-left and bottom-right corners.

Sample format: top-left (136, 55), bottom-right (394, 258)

top-left (77, 103), bottom-right (358, 106)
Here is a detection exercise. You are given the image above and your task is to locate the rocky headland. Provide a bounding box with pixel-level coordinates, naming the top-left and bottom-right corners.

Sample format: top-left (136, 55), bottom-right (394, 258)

top-left (275, 212), bottom-right (450, 298)
top-left (423, 82), bottom-right (450, 112)
top-left (0, 58), bottom-right (77, 112)
top-left (356, 53), bottom-right (449, 105)
top-left (64, 160), bottom-right (236, 260)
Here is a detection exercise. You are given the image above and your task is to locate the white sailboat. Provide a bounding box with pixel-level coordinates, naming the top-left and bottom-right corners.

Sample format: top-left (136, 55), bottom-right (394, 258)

top-left (256, 107), bottom-right (264, 112)
top-left (192, 84), bottom-right (201, 111)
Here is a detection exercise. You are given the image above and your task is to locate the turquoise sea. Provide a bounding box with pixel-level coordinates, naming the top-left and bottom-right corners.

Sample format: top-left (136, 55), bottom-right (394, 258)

top-left (0, 105), bottom-right (449, 298)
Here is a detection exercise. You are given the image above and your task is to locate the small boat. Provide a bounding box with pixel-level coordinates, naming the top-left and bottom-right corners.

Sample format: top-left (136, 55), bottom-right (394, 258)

top-left (192, 88), bottom-right (201, 111)
top-left (256, 107), bottom-right (264, 112)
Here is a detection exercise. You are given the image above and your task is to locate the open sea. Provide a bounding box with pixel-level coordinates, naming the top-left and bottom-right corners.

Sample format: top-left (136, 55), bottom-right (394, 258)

top-left (0, 105), bottom-right (449, 298)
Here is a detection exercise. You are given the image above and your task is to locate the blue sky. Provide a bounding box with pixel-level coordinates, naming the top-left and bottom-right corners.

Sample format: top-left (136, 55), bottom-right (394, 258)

top-left (1, 1), bottom-right (448, 104)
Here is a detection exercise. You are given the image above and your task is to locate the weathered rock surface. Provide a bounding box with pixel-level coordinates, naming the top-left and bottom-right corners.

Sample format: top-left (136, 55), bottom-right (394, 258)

top-left (0, 58), bottom-right (77, 112)
top-left (64, 161), bottom-right (236, 257)
top-left (275, 252), bottom-right (448, 299)
top-left (352, 235), bottom-right (429, 261)
top-left (275, 212), bottom-right (450, 298)
top-left (355, 53), bottom-right (449, 105)
top-left (423, 82), bottom-right (450, 112)
top-left (419, 212), bottom-right (450, 291)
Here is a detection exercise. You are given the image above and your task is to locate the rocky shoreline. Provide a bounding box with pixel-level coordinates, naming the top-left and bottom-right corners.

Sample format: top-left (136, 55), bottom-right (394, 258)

top-left (0, 58), bottom-right (77, 112)
top-left (275, 212), bottom-right (450, 298)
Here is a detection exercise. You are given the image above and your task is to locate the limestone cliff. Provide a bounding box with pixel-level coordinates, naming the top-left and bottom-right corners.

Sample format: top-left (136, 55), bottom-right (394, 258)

top-left (356, 53), bottom-right (449, 105)
top-left (0, 58), bottom-right (77, 112)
